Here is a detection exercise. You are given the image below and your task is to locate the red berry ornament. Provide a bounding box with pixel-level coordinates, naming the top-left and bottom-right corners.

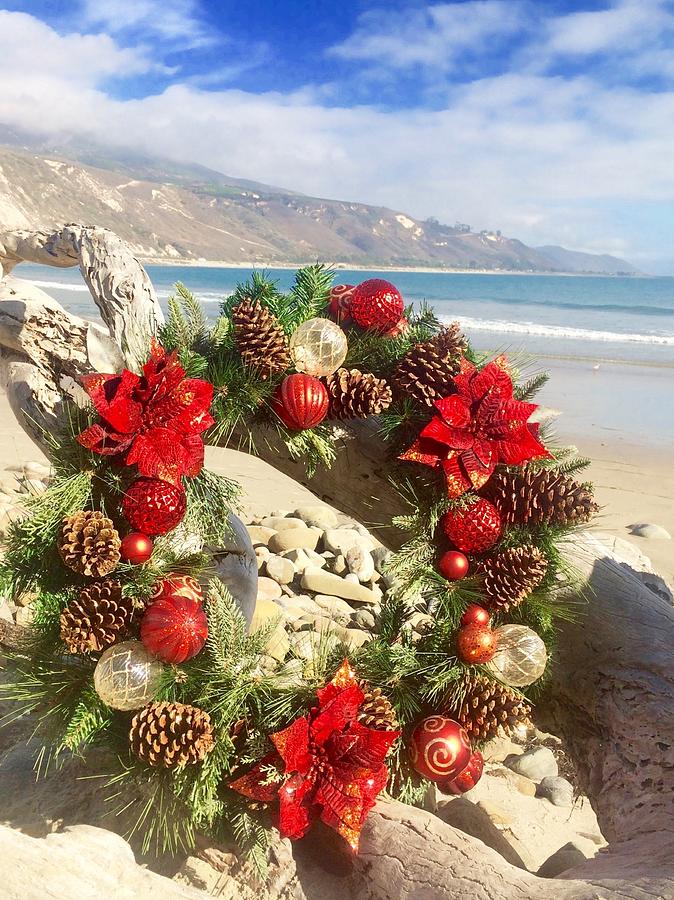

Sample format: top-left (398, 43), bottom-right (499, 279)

top-left (456, 623), bottom-right (498, 664)
top-left (122, 478), bottom-right (187, 536)
top-left (438, 750), bottom-right (484, 795)
top-left (328, 284), bottom-right (355, 324)
top-left (151, 573), bottom-right (203, 605)
top-left (438, 550), bottom-right (469, 581)
top-left (140, 595), bottom-right (208, 664)
top-left (442, 498), bottom-right (502, 554)
top-left (272, 374), bottom-right (329, 430)
top-left (120, 532), bottom-right (154, 565)
top-left (350, 279), bottom-right (404, 332)
top-left (460, 604), bottom-right (491, 628)
top-left (409, 716), bottom-right (472, 783)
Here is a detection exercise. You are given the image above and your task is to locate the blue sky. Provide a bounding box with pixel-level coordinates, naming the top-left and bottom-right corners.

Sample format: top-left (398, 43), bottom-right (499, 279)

top-left (1, 0), bottom-right (674, 271)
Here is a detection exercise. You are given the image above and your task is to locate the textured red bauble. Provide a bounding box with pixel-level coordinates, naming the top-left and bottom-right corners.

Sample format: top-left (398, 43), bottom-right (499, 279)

top-left (438, 750), bottom-right (484, 795)
top-left (272, 374), bottom-right (329, 430)
top-left (150, 573), bottom-right (203, 605)
top-left (442, 498), bottom-right (502, 554)
top-left (456, 623), bottom-right (498, 664)
top-left (122, 478), bottom-right (187, 536)
top-left (438, 550), bottom-right (469, 581)
top-left (350, 279), bottom-right (404, 332)
top-left (140, 595), bottom-right (208, 664)
top-left (409, 716), bottom-right (472, 783)
top-left (460, 604), bottom-right (491, 628)
top-left (120, 532), bottom-right (154, 565)
top-left (328, 284), bottom-right (355, 324)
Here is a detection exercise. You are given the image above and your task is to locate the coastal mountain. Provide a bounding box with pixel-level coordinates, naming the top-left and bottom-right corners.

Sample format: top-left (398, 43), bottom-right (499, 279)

top-left (0, 141), bottom-right (637, 274)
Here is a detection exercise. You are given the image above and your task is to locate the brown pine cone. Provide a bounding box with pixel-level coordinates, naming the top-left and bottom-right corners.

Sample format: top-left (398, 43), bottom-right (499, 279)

top-left (60, 579), bottom-right (132, 654)
top-left (483, 468), bottom-right (599, 527)
top-left (391, 323), bottom-right (467, 407)
top-left (448, 674), bottom-right (532, 743)
top-left (129, 701), bottom-right (215, 768)
top-left (231, 297), bottom-right (290, 379)
top-left (325, 368), bottom-right (393, 420)
top-left (58, 510), bottom-right (121, 577)
top-left (358, 684), bottom-right (398, 731)
top-left (479, 546), bottom-right (548, 612)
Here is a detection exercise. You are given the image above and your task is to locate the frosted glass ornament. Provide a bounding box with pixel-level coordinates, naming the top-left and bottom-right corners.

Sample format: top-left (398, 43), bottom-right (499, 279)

top-left (487, 624), bottom-right (547, 687)
top-left (93, 640), bottom-right (163, 710)
top-left (289, 317), bottom-right (348, 377)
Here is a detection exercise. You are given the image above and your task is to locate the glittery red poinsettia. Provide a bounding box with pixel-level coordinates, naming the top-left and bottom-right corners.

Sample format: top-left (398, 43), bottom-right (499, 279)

top-left (399, 355), bottom-right (550, 497)
top-left (230, 660), bottom-right (399, 851)
top-left (77, 340), bottom-right (214, 485)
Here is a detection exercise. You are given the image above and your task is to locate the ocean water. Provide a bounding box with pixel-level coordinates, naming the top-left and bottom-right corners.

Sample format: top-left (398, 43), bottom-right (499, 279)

top-left (16, 264), bottom-right (674, 368)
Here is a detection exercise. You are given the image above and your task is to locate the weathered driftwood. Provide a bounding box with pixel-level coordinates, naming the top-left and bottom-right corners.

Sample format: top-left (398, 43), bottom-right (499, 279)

top-left (1, 225), bottom-right (673, 899)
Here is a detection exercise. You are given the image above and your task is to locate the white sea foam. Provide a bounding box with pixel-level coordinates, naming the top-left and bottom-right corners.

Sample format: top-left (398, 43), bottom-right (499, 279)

top-left (30, 279), bottom-right (91, 292)
top-left (450, 315), bottom-right (674, 346)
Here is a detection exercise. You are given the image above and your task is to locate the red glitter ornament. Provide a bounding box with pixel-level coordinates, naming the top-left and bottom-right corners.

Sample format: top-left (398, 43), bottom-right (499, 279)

top-left (409, 716), bottom-right (472, 783)
top-left (460, 604), bottom-right (491, 628)
top-left (122, 477), bottom-right (187, 536)
top-left (438, 750), bottom-right (484, 795)
top-left (120, 532), bottom-right (154, 565)
top-left (328, 284), bottom-right (355, 324)
top-left (350, 279), bottom-right (404, 333)
top-left (150, 573), bottom-right (203, 605)
top-left (456, 623), bottom-right (498, 664)
top-left (140, 595), bottom-right (208, 664)
top-left (442, 498), bottom-right (502, 554)
top-left (272, 374), bottom-right (329, 430)
top-left (438, 550), bottom-right (469, 581)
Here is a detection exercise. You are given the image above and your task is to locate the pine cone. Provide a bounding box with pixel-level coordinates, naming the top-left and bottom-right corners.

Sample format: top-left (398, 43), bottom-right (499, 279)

top-left (479, 546), bottom-right (548, 612)
top-left (60, 579), bottom-right (132, 654)
top-left (129, 701), bottom-right (215, 768)
top-left (231, 298), bottom-right (290, 379)
top-left (325, 368), bottom-right (393, 420)
top-left (358, 684), bottom-right (399, 731)
top-left (484, 469), bottom-right (599, 527)
top-left (58, 510), bottom-right (121, 577)
top-left (449, 674), bottom-right (532, 743)
top-left (391, 323), bottom-right (467, 407)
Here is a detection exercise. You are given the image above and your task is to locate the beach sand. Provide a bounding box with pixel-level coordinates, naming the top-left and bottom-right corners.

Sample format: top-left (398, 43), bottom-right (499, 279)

top-left (0, 388), bottom-right (671, 585)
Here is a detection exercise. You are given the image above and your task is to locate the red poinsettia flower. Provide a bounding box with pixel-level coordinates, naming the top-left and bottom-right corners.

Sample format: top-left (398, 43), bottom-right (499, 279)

top-left (230, 660), bottom-right (399, 851)
top-left (400, 355), bottom-right (550, 497)
top-left (77, 341), bottom-right (214, 485)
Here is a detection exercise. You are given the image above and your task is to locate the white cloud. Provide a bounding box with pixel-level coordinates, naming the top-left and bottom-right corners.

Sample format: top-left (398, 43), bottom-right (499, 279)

top-left (80, 0), bottom-right (213, 47)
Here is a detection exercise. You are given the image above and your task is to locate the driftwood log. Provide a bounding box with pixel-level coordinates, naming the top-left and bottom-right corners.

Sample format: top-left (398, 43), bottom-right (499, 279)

top-left (1, 226), bottom-right (673, 899)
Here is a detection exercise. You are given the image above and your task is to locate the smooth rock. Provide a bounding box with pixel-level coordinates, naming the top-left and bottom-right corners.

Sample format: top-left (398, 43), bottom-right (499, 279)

top-left (344, 629), bottom-right (371, 649)
top-left (409, 611), bottom-right (433, 632)
top-left (246, 525), bottom-right (277, 546)
top-left (323, 529), bottom-right (372, 555)
top-left (24, 461), bottom-right (50, 479)
top-left (537, 775), bottom-right (574, 807)
top-left (346, 545), bottom-right (375, 582)
top-left (250, 597), bottom-right (283, 631)
top-left (255, 578), bottom-right (283, 604)
top-left (254, 546), bottom-right (270, 571)
top-left (265, 554), bottom-right (295, 585)
top-left (331, 553), bottom-right (347, 575)
top-left (268, 529), bottom-right (321, 554)
top-left (371, 546), bottom-right (391, 573)
top-left (481, 735), bottom-right (524, 764)
top-left (294, 505), bottom-right (339, 529)
top-left (15, 605), bottom-right (35, 626)
top-left (300, 567), bottom-right (380, 604)
top-left (629, 522), bottom-right (671, 540)
top-left (505, 747), bottom-right (558, 782)
top-left (0, 598), bottom-right (13, 623)
top-left (344, 573), bottom-right (360, 585)
top-left (265, 623), bottom-right (290, 662)
top-left (537, 842), bottom-right (589, 878)
top-left (261, 516), bottom-right (307, 532)
top-left (488, 765), bottom-right (537, 797)
top-left (350, 608), bottom-right (376, 630)
top-left (314, 595), bottom-right (355, 617)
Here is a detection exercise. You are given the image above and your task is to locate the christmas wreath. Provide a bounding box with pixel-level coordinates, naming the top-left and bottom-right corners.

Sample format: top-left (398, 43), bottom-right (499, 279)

top-left (0, 269), bottom-right (599, 863)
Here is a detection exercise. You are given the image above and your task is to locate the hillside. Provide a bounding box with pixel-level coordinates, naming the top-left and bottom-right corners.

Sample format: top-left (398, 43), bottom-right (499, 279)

top-left (0, 143), bottom-right (636, 273)
top-left (535, 245), bottom-right (637, 275)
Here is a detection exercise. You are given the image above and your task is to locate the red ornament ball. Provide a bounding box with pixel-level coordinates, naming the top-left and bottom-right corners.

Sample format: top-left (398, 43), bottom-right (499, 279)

top-left (328, 284), bottom-right (355, 324)
top-left (409, 716), bottom-right (472, 783)
top-left (460, 604), bottom-right (491, 628)
top-left (272, 374), bottom-right (329, 430)
top-left (122, 478), bottom-right (187, 536)
top-left (381, 316), bottom-right (410, 339)
top-left (140, 595), bottom-right (208, 664)
top-left (350, 278), bottom-right (404, 332)
top-left (456, 623), bottom-right (498, 664)
top-left (438, 750), bottom-right (484, 795)
top-left (151, 573), bottom-right (203, 605)
top-left (438, 550), bottom-right (469, 581)
top-left (120, 532), bottom-right (154, 565)
top-left (442, 498), bottom-right (502, 554)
